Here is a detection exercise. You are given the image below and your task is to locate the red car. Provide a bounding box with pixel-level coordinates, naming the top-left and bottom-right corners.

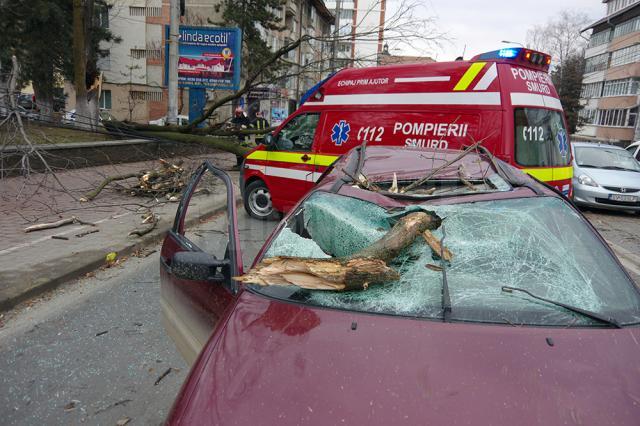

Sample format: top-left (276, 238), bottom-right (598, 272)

top-left (160, 146), bottom-right (640, 425)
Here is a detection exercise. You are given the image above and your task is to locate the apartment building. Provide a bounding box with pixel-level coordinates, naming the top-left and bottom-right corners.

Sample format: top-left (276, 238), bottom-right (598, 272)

top-left (70, 0), bottom-right (333, 123)
top-left (325, 0), bottom-right (386, 68)
top-left (578, 0), bottom-right (640, 145)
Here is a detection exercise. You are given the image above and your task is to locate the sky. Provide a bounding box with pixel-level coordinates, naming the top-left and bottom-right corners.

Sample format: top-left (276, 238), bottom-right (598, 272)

top-left (389, 0), bottom-right (606, 61)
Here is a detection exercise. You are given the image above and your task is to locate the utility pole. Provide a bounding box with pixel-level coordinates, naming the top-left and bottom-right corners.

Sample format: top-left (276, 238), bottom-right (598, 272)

top-left (330, 0), bottom-right (341, 72)
top-left (168, 0), bottom-right (180, 124)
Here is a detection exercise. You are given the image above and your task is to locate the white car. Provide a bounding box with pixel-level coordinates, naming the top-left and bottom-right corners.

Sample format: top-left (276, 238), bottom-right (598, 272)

top-left (626, 141), bottom-right (640, 162)
top-left (149, 115), bottom-right (189, 126)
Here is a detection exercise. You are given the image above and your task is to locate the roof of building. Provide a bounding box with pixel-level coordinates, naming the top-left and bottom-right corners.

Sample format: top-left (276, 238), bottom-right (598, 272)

top-left (582, 1), bottom-right (640, 32)
top-left (311, 0), bottom-right (335, 24)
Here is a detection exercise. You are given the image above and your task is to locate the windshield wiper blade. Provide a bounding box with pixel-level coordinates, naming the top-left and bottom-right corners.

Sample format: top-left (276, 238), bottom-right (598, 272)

top-left (440, 223), bottom-right (452, 322)
top-left (501, 286), bottom-right (622, 328)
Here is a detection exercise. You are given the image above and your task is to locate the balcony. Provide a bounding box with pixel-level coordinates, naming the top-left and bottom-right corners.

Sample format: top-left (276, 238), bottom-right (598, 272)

top-left (286, 0), bottom-right (297, 17)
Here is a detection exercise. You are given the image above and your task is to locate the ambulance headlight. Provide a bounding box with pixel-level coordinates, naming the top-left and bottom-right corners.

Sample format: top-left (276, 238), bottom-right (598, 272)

top-left (578, 174), bottom-right (598, 187)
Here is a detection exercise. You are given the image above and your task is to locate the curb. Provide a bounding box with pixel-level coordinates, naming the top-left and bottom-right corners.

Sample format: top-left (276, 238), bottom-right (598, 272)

top-left (0, 194), bottom-right (241, 313)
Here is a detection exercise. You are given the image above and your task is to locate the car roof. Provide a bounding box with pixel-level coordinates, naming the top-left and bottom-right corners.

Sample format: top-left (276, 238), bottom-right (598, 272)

top-left (315, 145), bottom-right (556, 204)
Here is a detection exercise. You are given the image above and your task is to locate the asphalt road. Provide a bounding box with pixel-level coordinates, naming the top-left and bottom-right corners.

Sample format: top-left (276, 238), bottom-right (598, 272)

top-left (0, 207), bottom-right (638, 425)
top-left (0, 211), bottom-right (277, 426)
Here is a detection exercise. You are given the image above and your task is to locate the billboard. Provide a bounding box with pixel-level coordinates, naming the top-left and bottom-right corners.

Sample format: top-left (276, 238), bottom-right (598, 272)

top-left (165, 26), bottom-right (242, 90)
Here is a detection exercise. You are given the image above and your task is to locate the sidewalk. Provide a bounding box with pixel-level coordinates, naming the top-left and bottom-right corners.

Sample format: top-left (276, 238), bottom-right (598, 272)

top-left (0, 152), bottom-right (239, 312)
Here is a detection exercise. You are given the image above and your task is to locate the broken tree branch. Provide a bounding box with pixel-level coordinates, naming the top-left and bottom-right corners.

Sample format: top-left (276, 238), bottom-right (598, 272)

top-left (236, 211), bottom-right (442, 291)
top-left (81, 172), bottom-right (143, 202)
top-left (24, 216), bottom-right (96, 233)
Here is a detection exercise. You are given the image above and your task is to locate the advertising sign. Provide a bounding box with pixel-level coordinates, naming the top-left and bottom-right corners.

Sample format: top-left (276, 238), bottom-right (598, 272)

top-left (165, 26), bottom-right (242, 90)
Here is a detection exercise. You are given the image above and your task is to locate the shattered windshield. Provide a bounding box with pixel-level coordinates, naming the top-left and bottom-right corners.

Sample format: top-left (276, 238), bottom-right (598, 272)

top-left (247, 192), bottom-right (640, 327)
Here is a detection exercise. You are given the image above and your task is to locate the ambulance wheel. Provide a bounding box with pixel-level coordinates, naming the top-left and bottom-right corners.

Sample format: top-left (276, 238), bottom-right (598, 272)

top-left (244, 180), bottom-right (279, 220)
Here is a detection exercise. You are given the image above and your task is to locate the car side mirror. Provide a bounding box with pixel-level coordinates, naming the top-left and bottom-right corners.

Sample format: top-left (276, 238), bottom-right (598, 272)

top-left (264, 133), bottom-right (275, 148)
top-left (171, 251), bottom-right (229, 282)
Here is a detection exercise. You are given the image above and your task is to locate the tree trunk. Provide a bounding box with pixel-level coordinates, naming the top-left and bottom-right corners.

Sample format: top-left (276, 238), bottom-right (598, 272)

top-left (236, 211), bottom-right (442, 291)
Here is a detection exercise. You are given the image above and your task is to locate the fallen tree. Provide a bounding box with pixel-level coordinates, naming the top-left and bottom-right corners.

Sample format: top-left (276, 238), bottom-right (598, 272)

top-left (236, 211), bottom-right (448, 291)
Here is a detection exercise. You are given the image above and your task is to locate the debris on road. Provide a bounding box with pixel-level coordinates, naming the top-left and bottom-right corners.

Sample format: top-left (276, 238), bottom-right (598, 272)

top-left (75, 229), bottom-right (100, 238)
top-left (93, 399), bottom-right (132, 415)
top-left (95, 330), bottom-right (108, 337)
top-left (64, 400), bottom-right (80, 411)
top-left (105, 252), bottom-right (118, 264)
top-left (51, 235), bottom-right (69, 241)
top-left (24, 216), bottom-right (96, 233)
top-left (154, 367), bottom-right (173, 386)
top-left (81, 159), bottom-right (188, 202)
top-left (116, 417), bottom-right (131, 426)
top-left (128, 213), bottom-right (158, 237)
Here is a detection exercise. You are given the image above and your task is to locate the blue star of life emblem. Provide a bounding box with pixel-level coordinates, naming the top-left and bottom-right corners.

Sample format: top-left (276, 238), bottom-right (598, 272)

top-left (331, 120), bottom-right (351, 146)
top-left (557, 128), bottom-right (568, 157)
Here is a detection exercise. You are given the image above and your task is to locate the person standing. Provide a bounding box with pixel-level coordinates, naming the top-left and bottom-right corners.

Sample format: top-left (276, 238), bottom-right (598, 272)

top-left (230, 107), bottom-right (251, 167)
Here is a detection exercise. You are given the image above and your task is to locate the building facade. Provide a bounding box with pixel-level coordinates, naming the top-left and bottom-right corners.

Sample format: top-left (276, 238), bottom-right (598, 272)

top-left (578, 0), bottom-right (640, 145)
top-left (69, 0), bottom-right (333, 124)
top-left (325, 0), bottom-right (386, 68)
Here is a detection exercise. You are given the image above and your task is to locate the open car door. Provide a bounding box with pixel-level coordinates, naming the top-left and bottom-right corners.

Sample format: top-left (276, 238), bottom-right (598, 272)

top-left (159, 161), bottom-right (242, 365)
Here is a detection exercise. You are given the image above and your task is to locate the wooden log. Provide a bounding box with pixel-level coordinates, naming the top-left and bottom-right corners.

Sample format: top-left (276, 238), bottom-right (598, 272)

top-left (236, 211), bottom-right (442, 291)
top-left (349, 211), bottom-right (441, 263)
top-left (235, 257), bottom-right (400, 291)
top-left (81, 172), bottom-right (143, 202)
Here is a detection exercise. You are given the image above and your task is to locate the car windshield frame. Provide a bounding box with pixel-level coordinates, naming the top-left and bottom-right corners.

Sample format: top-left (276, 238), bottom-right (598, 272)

top-left (575, 146), bottom-right (640, 172)
top-left (249, 191), bottom-right (640, 328)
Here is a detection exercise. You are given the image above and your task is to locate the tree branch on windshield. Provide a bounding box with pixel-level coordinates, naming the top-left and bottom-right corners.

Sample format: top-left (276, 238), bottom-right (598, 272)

top-left (236, 211), bottom-right (445, 291)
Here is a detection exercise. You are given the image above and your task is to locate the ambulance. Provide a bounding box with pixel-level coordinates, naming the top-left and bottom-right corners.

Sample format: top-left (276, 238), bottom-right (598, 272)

top-left (241, 47), bottom-right (572, 219)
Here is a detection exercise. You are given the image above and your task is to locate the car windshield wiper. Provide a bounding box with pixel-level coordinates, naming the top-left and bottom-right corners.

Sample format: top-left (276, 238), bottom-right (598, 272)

top-left (501, 286), bottom-right (622, 328)
top-left (440, 223), bottom-right (452, 322)
top-left (600, 165), bottom-right (635, 171)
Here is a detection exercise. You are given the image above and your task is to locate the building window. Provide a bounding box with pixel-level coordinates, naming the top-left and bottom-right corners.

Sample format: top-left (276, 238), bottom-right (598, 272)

top-left (610, 44), bottom-right (640, 68)
top-left (588, 30), bottom-right (611, 48)
top-left (613, 15), bottom-right (640, 38)
top-left (129, 6), bottom-right (162, 17)
top-left (607, 0), bottom-right (640, 15)
top-left (602, 78), bottom-right (640, 97)
top-left (97, 5), bottom-right (109, 28)
top-left (581, 81), bottom-right (603, 98)
top-left (130, 49), bottom-right (162, 60)
top-left (130, 90), bottom-right (163, 102)
top-left (595, 107), bottom-right (639, 127)
top-left (579, 108), bottom-right (597, 125)
top-left (584, 53), bottom-right (609, 73)
top-left (99, 90), bottom-right (112, 110)
top-left (97, 49), bottom-right (111, 71)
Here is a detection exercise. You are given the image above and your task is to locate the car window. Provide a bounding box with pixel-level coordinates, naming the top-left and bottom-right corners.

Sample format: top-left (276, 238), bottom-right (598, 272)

top-left (253, 192), bottom-right (640, 327)
top-left (575, 146), bottom-right (640, 172)
top-left (275, 113), bottom-right (320, 151)
top-left (515, 108), bottom-right (571, 167)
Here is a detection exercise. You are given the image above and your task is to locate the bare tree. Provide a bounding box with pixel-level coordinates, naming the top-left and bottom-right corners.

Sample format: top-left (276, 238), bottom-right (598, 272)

top-left (525, 10), bottom-right (590, 68)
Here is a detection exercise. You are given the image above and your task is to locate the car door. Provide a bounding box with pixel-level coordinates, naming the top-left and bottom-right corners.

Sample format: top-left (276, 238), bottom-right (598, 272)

top-left (160, 161), bottom-right (242, 365)
top-left (268, 112), bottom-right (321, 210)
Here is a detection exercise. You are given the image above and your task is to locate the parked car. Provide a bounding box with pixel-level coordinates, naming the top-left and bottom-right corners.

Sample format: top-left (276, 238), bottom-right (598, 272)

top-left (627, 140), bottom-right (640, 162)
top-left (62, 108), bottom-right (113, 124)
top-left (149, 115), bottom-right (189, 126)
top-left (572, 142), bottom-right (640, 214)
top-left (160, 145), bottom-right (640, 425)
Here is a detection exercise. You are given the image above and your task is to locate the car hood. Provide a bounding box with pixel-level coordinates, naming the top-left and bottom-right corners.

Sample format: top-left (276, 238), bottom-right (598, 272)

top-left (575, 166), bottom-right (640, 188)
top-left (168, 291), bottom-right (640, 425)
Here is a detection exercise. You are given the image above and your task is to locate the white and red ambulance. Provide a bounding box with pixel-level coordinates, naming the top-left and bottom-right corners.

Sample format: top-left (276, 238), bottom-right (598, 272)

top-left (241, 47), bottom-right (572, 219)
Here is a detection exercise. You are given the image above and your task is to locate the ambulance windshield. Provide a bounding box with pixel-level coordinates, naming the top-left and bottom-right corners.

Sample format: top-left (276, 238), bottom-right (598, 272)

top-left (514, 108), bottom-right (570, 167)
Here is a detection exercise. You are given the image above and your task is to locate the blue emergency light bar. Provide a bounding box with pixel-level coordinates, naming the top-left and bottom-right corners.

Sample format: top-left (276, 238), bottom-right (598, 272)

top-left (498, 48), bottom-right (519, 58)
top-left (472, 48), bottom-right (552, 70)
